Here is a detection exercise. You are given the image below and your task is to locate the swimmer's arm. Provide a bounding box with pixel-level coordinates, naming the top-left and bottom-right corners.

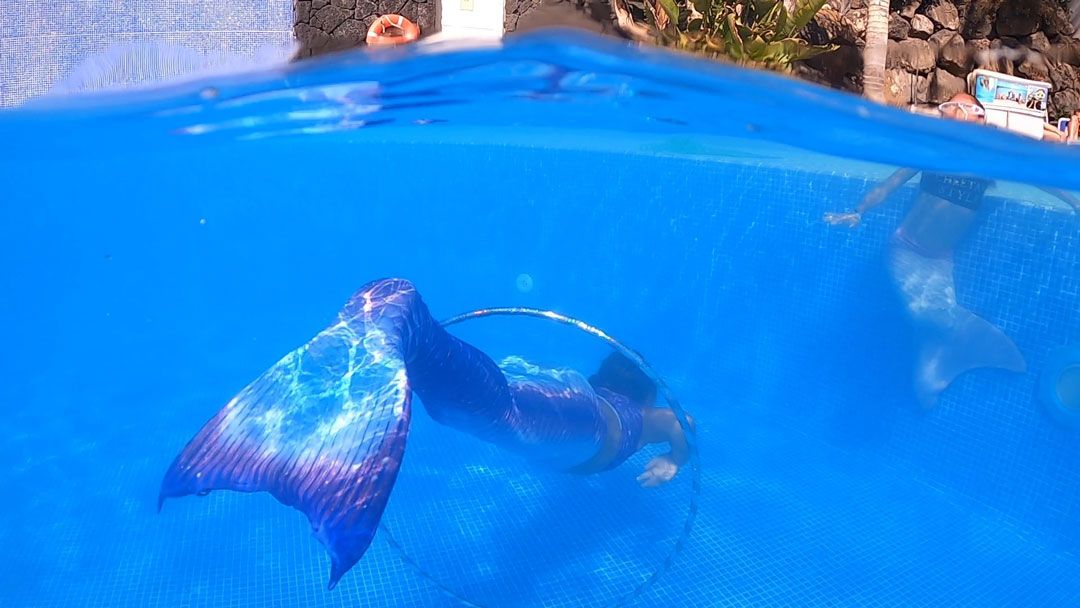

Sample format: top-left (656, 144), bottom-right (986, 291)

top-left (663, 414), bottom-right (691, 467)
top-left (1036, 186), bottom-right (1080, 212)
top-left (637, 408), bottom-right (692, 488)
top-left (856, 168), bottom-right (921, 214)
top-left (645, 408), bottom-right (691, 465)
top-left (824, 168), bottom-right (918, 227)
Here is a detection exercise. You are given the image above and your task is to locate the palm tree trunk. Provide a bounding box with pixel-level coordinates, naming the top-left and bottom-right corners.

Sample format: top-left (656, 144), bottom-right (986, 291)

top-left (863, 0), bottom-right (889, 103)
top-left (611, 0), bottom-right (656, 43)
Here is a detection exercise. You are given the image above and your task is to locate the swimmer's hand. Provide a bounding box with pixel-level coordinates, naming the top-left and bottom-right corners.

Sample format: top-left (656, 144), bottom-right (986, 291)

top-left (637, 454), bottom-right (679, 488)
top-left (823, 211), bottom-right (861, 228)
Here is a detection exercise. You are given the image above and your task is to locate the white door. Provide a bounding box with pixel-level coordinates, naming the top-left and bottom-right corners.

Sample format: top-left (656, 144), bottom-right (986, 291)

top-left (439, 0), bottom-right (506, 38)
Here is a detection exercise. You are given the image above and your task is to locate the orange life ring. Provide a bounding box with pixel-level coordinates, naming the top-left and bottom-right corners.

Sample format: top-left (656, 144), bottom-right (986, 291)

top-left (366, 14), bottom-right (421, 46)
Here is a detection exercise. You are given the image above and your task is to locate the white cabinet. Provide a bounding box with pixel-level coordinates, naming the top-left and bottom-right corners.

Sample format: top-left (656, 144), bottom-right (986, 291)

top-left (968, 69), bottom-right (1052, 140)
top-left (437, 0), bottom-right (506, 39)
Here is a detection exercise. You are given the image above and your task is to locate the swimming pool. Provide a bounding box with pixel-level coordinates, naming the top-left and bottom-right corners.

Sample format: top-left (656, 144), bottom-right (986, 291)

top-left (2, 30), bottom-right (1080, 608)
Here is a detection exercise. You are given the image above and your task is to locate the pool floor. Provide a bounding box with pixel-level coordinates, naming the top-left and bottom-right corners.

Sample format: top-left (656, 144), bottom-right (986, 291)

top-left (3, 389), bottom-right (1078, 608)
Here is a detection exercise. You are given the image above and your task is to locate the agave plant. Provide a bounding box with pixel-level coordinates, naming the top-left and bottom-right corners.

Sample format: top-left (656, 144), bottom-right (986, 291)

top-left (613, 0), bottom-right (836, 73)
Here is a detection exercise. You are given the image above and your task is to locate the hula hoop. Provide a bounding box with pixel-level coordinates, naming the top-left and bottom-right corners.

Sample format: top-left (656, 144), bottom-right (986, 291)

top-left (378, 306), bottom-right (701, 608)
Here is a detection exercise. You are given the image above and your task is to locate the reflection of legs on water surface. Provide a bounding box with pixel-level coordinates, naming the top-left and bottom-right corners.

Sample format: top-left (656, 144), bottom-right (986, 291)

top-left (888, 238), bottom-right (1026, 408)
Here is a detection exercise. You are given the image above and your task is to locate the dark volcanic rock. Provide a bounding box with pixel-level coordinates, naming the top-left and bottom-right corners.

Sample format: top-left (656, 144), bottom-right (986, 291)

top-left (930, 29), bottom-right (968, 75)
top-left (995, 2), bottom-right (1039, 37)
top-left (924, 1), bottom-right (959, 30)
top-left (889, 12), bottom-right (911, 40)
top-left (888, 38), bottom-right (937, 73)
top-left (909, 13), bottom-right (934, 38)
top-left (929, 67), bottom-right (966, 102)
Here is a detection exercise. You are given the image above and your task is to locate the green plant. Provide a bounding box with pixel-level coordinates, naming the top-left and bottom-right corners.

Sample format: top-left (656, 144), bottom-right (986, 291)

top-left (615, 0), bottom-right (837, 73)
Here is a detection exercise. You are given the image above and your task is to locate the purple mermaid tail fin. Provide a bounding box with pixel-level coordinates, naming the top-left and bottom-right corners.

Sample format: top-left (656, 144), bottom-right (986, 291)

top-left (159, 280), bottom-right (415, 589)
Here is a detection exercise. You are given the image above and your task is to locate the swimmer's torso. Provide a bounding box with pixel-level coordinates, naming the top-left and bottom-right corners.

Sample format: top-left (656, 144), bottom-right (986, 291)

top-left (418, 353), bottom-right (635, 471)
top-left (895, 172), bottom-right (993, 257)
top-left (496, 356), bottom-right (609, 470)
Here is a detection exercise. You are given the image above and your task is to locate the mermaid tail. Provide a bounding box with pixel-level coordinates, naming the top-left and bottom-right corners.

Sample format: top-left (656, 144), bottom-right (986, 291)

top-left (913, 312), bottom-right (1026, 408)
top-left (159, 279), bottom-right (416, 589)
top-left (889, 238), bottom-right (1027, 408)
top-left (160, 278), bottom-right (627, 589)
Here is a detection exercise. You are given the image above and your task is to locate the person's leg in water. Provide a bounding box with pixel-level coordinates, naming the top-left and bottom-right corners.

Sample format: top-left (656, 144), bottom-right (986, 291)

top-left (888, 234), bottom-right (1025, 408)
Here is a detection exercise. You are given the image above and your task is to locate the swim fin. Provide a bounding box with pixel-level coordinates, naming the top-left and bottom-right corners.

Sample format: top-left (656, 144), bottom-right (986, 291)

top-left (913, 310), bottom-right (1026, 409)
top-left (159, 282), bottom-right (412, 590)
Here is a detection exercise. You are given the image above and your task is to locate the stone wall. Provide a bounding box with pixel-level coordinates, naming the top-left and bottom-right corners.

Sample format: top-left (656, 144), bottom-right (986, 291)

top-left (507, 0), bottom-right (625, 36)
top-left (294, 0), bottom-right (437, 57)
top-left (288, 0), bottom-right (1079, 117)
top-left (292, 0), bottom-right (623, 56)
top-left (506, 0), bottom-right (544, 32)
top-left (802, 0), bottom-right (1080, 118)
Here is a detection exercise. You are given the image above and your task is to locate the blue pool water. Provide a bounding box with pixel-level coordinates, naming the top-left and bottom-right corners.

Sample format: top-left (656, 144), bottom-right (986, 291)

top-left (3, 30), bottom-right (1080, 607)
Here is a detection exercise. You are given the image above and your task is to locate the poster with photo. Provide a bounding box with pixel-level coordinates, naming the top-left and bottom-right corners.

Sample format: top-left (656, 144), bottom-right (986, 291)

top-left (972, 72), bottom-right (1050, 113)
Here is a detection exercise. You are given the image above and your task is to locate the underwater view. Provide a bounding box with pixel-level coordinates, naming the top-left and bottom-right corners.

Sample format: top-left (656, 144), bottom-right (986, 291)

top-left (3, 25), bottom-right (1080, 608)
